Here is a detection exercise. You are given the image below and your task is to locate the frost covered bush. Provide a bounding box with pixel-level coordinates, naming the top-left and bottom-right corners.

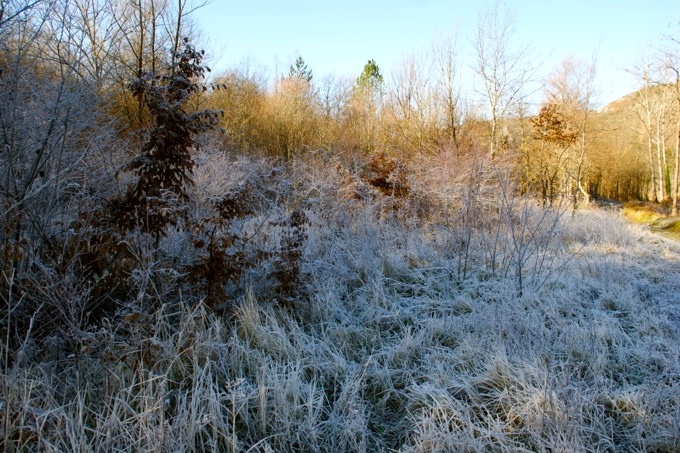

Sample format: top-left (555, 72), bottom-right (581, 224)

top-left (2, 145), bottom-right (680, 451)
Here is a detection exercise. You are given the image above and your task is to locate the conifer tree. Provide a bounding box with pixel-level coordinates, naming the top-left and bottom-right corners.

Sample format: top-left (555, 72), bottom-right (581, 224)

top-left (356, 59), bottom-right (383, 92)
top-left (288, 55), bottom-right (313, 82)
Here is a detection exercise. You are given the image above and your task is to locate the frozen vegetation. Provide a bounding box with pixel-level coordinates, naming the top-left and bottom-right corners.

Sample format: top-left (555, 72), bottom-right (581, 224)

top-left (2, 152), bottom-right (679, 452)
top-left (2, 3), bottom-right (680, 451)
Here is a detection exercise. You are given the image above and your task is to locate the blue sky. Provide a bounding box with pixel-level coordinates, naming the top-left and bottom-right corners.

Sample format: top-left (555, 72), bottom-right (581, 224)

top-left (194, 1), bottom-right (679, 106)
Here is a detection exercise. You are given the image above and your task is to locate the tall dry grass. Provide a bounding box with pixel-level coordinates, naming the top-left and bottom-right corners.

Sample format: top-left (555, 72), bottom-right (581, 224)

top-left (1, 153), bottom-right (679, 452)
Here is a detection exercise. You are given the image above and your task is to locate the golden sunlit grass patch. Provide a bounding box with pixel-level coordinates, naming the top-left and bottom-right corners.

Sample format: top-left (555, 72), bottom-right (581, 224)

top-left (622, 201), bottom-right (667, 225)
top-left (623, 201), bottom-right (680, 241)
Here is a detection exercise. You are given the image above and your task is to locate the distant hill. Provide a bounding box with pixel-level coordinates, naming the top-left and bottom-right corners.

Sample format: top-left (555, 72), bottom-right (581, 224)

top-left (591, 82), bottom-right (677, 202)
top-left (598, 83), bottom-right (675, 115)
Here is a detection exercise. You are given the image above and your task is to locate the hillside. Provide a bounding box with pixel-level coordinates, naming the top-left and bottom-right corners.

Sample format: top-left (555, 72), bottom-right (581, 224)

top-left (598, 83), bottom-right (674, 114)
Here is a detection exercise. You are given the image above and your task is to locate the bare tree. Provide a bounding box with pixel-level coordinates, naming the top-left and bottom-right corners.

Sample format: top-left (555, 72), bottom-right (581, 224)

top-left (88, 0), bottom-right (210, 130)
top-left (662, 43), bottom-right (680, 215)
top-left (474, 1), bottom-right (535, 158)
top-left (39, 0), bottom-right (123, 92)
top-left (317, 73), bottom-right (352, 149)
top-left (630, 59), bottom-right (663, 202)
top-left (343, 60), bottom-right (384, 155)
top-left (544, 55), bottom-right (599, 208)
top-left (0, 0), bottom-right (45, 31)
top-left (167, 0), bottom-right (210, 66)
top-left (386, 52), bottom-right (435, 155)
top-left (267, 72), bottom-right (320, 160)
top-left (432, 30), bottom-right (464, 150)
top-left (0, 0), bottom-right (110, 278)
top-left (318, 73), bottom-right (349, 120)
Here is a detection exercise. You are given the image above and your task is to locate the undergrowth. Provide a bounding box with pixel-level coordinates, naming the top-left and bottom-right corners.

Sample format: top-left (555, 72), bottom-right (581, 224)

top-left (1, 153), bottom-right (679, 452)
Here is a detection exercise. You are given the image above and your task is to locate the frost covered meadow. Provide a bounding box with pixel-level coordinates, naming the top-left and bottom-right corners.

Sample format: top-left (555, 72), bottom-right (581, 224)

top-left (3, 2), bottom-right (680, 451)
top-left (3, 152), bottom-right (679, 452)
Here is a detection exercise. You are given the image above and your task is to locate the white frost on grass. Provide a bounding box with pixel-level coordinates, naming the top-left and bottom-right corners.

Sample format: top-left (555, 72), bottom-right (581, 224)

top-left (2, 160), bottom-right (680, 451)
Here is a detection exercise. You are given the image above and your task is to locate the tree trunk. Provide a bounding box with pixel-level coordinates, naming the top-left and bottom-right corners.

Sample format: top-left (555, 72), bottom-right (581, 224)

top-left (663, 129), bottom-right (670, 197)
top-left (489, 116), bottom-right (497, 159)
top-left (657, 126), bottom-right (665, 202)
top-left (673, 125), bottom-right (679, 216)
top-left (648, 127), bottom-right (657, 201)
top-left (574, 116), bottom-right (589, 210)
top-left (150, 0), bottom-right (156, 74)
top-left (172, 0), bottom-right (184, 65)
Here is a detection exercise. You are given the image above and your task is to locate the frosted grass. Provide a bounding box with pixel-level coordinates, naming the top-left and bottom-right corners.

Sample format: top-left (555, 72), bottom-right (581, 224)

top-left (2, 157), bottom-right (679, 452)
